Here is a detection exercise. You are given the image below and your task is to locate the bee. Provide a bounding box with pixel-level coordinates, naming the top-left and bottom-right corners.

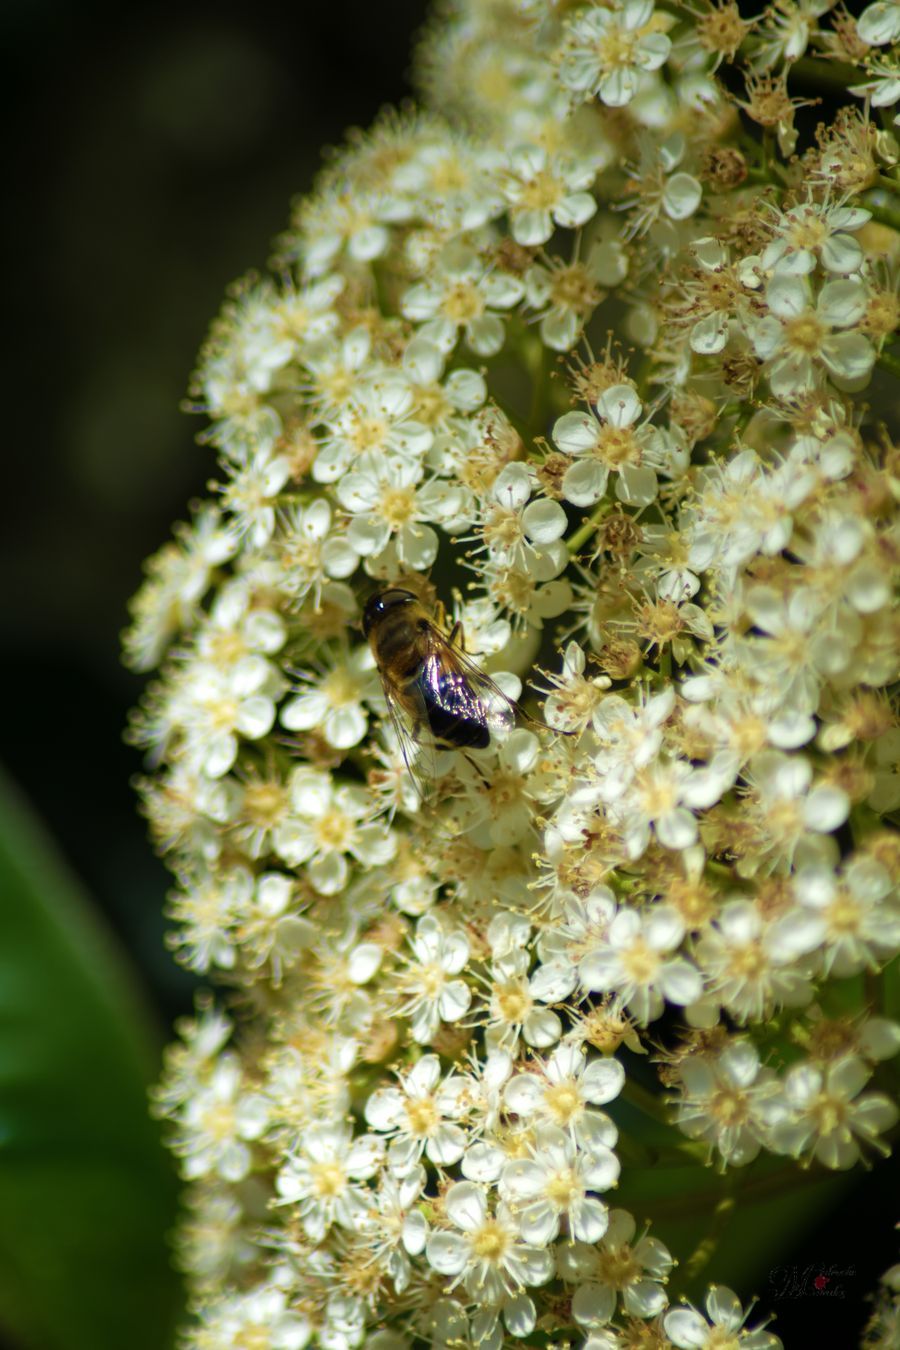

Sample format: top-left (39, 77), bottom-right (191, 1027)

top-left (362, 587), bottom-right (519, 792)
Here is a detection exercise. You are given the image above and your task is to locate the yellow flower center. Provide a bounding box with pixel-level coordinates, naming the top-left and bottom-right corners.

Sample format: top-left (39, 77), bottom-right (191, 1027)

top-left (518, 168), bottom-right (562, 211)
top-left (311, 1160), bottom-right (347, 1197)
top-left (405, 1096), bottom-right (439, 1137)
top-left (596, 424), bottom-right (641, 467)
top-left (471, 1218), bottom-right (511, 1262)
top-left (546, 1166), bottom-right (580, 1209)
top-left (315, 809), bottom-right (353, 850)
top-left (444, 280), bottom-right (484, 323)
top-left (323, 668), bottom-right (362, 708)
top-left (784, 310), bottom-right (826, 355)
top-left (380, 486), bottom-right (417, 527)
top-left (622, 938), bottom-right (660, 986)
top-left (494, 978), bottom-right (533, 1024)
top-left (545, 1080), bottom-right (583, 1126)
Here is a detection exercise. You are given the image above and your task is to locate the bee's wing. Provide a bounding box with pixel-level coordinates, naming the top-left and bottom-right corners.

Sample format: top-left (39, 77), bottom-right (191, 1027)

top-left (377, 673), bottom-right (437, 800)
top-left (422, 636), bottom-right (519, 742)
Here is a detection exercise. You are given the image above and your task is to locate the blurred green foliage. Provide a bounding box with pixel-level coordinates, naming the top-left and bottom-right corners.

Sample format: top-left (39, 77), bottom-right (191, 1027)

top-left (0, 768), bottom-right (181, 1349)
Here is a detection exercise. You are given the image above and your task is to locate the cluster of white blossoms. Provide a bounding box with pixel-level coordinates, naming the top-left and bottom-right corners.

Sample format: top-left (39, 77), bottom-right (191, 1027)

top-left (126, 1), bottom-right (900, 1347)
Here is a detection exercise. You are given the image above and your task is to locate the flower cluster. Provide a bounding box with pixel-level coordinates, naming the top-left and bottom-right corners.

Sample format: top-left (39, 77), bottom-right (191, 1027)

top-left (127, 1), bottom-right (899, 1347)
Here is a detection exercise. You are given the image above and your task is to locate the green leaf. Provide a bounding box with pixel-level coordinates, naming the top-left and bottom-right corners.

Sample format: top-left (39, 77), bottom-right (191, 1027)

top-left (617, 1149), bottom-right (851, 1301)
top-left (0, 768), bottom-right (181, 1350)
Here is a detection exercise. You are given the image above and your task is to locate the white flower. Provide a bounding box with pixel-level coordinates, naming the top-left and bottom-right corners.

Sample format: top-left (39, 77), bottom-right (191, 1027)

top-left (425, 1180), bottom-right (554, 1302)
top-left (735, 586), bottom-right (827, 716)
top-left (673, 1038), bottom-right (782, 1166)
top-left (579, 905), bottom-right (702, 1024)
top-left (396, 914), bottom-right (472, 1044)
top-left (557, 0), bottom-right (672, 108)
top-left (500, 1123), bottom-right (619, 1244)
top-left (221, 451), bottom-right (293, 548)
top-left (300, 185), bottom-right (410, 278)
top-left (478, 462), bottom-right (568, 570)
top-left (484, 945), bottom-right (563, 1052)
top-left (557, 1208), bottom-right (673, 1323)
top-left (524, 254), bottom-right (608, 352)
top-left (761, 200), bottom-right (870, 277)
top-left (275, 498), bottom-right (359, 603)
top-left (275, 1123), bottom-right (384, 1241)
top-left (313, 378), bottom-right (433, 483)
top-left (177, 1055), bottom-right (269, 1183)
top-left (665, 1285), bottom-right (783, 1349)
top-left (540, 641), bottom-right (611, 736)
top-left (553, 384), bottom-right (659, 507)
top-left (365, 1055), bottom-right (469, 1176)
top-left (501, 143), bottom-right (598, 246)
top-left (694, 898), bottom-right (814, 1022)
top-left (123, 506), bottom-right (238, 672)
top-left (273, 769), bottom-right (396, 893)
top-left (359, 1167), bottom-right (429, 1295)
top-left (198, 1284), bottom-right (312, 1350)
top-left (787, 857), bottom-right (900, 977)
top-left (178, 655), bottom-right (284, 779)
top-left (402, 244), bottom-right (525, 356)
top-left (744, 750), bottom-right (850, 870)
top-left (281, 646), bottom-right (380, 750)
top-left (168, 867), bottom-right (253, 973)
top-left (591, 688), bottom-right (675, 792)
top-left (768, 1056), bottom-right (899, 1169)
top-left (607, 756), bottom-right (710, 859)
top-left (336, 453), bottom-right (442, 569)
top-left (749, 275), bottom-right (875, 397)
top-left (503, 1041), bottom-right (624, 1155)
top-left (857, 1), bottom-right (900, 45)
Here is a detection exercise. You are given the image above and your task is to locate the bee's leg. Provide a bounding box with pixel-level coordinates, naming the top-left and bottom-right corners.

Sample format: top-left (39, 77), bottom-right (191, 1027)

top-left (447, 620), bottom-right (467, 651)
top-left (462, 750), bottom-right (490, 787)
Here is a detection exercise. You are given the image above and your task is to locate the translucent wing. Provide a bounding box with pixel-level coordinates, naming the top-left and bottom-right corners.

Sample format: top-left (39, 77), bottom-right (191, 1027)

top-left (375, 672), bottom-right (438, 801)
top-left (419, 633), bottom-right (519, 747)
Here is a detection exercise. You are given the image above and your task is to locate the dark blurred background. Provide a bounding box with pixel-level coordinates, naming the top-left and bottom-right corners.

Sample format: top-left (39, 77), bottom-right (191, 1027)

top-left (2, 2), bottom-right (896, 1345)
top-left (3, 0), bottom-right (427, 1020)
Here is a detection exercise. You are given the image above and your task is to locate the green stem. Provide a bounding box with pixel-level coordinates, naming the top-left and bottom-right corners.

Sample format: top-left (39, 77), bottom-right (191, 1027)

top-left (877, 350), bottom-right (900, 379)
top-left (683, 1188), bottom-right (738, 1282)
top-left (788, 56), bottom-right (861, 93)
top-left (566, 499), bottom-right (612, 555)
top-left (863, 200), bottom-right (900, 233)
top-left (640, 1156), bottom-right (844, 1222)
top-left (621, 1075), bottom-right (671, 1126)
top-left (524, 337), bottom-right (550, 441)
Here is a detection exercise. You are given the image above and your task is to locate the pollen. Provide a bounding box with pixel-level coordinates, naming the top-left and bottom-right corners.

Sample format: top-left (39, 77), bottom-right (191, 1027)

top-left (311, 1160), bottom-right (347, 1198)
top-left (493, 978), bottom-right (533, 1024)
top-left (595, 425), bottom-right (641, 467)
top-left (315, 809), bottom-right (353, 849)
top-left (379, 486), bottom-right (418, 527)
top-left (404, 1096), bottom-right (440, 1137)
top-left (784, 311), bottom-right (826, 355)
top-left (621, 938), bottom-right (660, 985)
top-left (352, 414), bottom-right (390, 452)
top-left (443, 281), bottom-right (484, 323)
top-left (243, 780), bottom-right (289, 827)
top-left (472, 1218), bottom-right (511, 1262)
top-left (323, 668), bottom-right (363, 706)
top-left (546, 1166), bottom-right (580, 1208)
top-left (545, 1081), bottom-right (583, 1126)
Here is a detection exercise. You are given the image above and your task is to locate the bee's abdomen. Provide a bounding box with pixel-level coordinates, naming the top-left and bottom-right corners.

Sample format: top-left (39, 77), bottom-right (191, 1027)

top-left (426, 702), bottom-right (491, 749)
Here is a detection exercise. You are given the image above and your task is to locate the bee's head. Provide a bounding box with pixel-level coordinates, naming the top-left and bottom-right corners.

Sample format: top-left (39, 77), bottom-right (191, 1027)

top-left (362, 588), bottom-right (417, 637)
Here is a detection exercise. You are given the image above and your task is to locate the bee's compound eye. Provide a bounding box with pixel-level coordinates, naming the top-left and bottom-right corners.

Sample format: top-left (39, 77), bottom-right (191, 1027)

top-left (362, 593), bottom-right (387, 637)
top-left (362, 588), bottom-right (415, 636)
